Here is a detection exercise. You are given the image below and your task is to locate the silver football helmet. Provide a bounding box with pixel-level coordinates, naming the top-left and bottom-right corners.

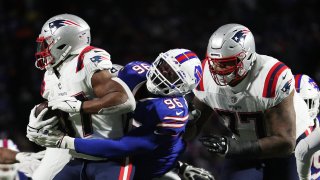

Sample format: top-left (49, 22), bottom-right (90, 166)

top-left (146, 48), bottom-right (202, 96)
top-left (206, 23), bottom-right (256, 86)
top-left (295, 74), bottom-right (320, 120)
top-left (0, 139), bottom-right (19, 180)
top-left (35, 14), bottom-right (91, 70)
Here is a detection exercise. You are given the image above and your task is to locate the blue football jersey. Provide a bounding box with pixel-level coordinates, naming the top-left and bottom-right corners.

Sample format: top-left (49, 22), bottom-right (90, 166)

top-left (118, 61), bottom-right (151, 92)
top-left (74, 61), bottom-right (190, 179)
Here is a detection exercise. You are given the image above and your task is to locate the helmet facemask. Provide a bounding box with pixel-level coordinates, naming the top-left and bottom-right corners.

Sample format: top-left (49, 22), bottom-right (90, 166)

top-left (208, 51), bottom-right (253, 86)
top-left (304, 97), bottom-right (320, 120)
top-left (147, 49), bottom-right (202, 96)
top-left (35, 36), bottom-right (55, 70)
top-left (146, 55), bottom-right (187, 96)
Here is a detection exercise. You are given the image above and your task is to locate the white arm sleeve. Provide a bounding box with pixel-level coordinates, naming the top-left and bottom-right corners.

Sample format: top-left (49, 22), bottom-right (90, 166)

top-left (98, 77), bottom-right (136, 115)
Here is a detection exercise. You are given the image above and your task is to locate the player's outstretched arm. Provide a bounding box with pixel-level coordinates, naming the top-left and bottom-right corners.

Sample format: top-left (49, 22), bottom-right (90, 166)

top-left (27, 128), bottom-right (159, 158)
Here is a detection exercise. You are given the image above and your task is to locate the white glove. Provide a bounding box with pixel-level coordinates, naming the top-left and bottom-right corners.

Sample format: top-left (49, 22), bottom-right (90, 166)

top-left (48, 96), bottom-right (82, 113)
top-left (27, 105), bottom-right (58, 142)
top-left (15, 150), bottom-right (45, 177)
top-left (27, 130), bottom-right (75, 150)
top-left (178, 161), bottom-right (215, 180)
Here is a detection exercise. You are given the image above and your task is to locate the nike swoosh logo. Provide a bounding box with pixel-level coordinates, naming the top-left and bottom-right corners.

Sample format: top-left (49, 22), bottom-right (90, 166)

top-left (176, 111), bottom-right (184, 116)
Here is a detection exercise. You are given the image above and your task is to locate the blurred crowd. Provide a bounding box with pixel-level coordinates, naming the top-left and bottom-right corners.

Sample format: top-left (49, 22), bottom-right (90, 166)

top-left (0, 0), bottom-right (319, 176)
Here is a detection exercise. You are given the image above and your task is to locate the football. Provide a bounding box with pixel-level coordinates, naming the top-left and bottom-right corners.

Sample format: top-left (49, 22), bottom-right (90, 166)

top-left (34, 101), bottom-right (75, 136)
top-left (34, 101), bottom-right (61, 119)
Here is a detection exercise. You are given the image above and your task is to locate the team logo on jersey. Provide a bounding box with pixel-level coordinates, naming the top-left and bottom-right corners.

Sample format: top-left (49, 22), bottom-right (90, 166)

top-left (49, 19), bottom-right (81, 34)
top-left (281, 78), bottom-right (292, 93)
top-left (90, 55), bottom-right (109, 64)
top-left (308, 77), bottom-right (320, 91)
top-left (231, 29), bottom-right (250, 46)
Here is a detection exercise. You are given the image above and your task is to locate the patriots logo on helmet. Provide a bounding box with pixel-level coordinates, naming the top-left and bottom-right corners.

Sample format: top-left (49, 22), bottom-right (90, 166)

top-left (308, 77), bottom-right (320, 91)
top-left (49, 19), bottom-right (81, 34)
top-left (231, 29), bottom-right (250, 46)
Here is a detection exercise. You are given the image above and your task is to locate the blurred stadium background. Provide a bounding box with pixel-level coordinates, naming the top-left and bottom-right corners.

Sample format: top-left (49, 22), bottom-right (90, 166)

top-left (0, 0), bottom-right (319, 177)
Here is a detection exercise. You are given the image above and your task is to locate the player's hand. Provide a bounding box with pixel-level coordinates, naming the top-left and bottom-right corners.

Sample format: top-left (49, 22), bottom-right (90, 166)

top-left (27, 105), bottom-right (59, 140)
top-left (15, 150), bottom-right (45, 177)
top-left (49, 96), bottom-right (82, 113)
top-left (199, 134), bottom-right (228, 155)
top-left (27, 129), bottom-right (65, 148)
top-left (178, 161), bottom-right (215, 180)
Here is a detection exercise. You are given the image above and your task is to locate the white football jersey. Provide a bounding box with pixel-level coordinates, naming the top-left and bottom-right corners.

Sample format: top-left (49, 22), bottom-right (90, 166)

top-left (193, 53), bottom-right (313, 142)
top-left (40, 46), bottom-right (125, 139)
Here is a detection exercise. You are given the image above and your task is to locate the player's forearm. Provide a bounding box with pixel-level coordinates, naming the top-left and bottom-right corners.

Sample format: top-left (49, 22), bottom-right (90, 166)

top-left (83, 78), bottom-right (136, 114)
top-left (82, 92), bottom-right (132, 113)
top-left (0, 148), bottom-right (18, 164)
top-left (258, 135), bottom-right (295, 158)
top-left (73, 134), bottom-right (158, 158)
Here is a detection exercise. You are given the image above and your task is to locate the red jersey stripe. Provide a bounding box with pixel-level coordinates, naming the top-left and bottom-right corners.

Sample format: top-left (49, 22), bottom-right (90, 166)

top-left (263, 62), bottom-right (288, 97)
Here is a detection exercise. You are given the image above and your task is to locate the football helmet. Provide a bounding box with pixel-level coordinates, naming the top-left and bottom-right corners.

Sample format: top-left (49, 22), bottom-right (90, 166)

top-left (146, 48), bottom-right (202, 96)
top-left (35, 14), bottom-right (91, 70)
top-left (295, 74), bottom-right (320, 120)
top-left (0, 139), bottom-right (19, 180)
top-left (206, 23), bottom-right (256, 86)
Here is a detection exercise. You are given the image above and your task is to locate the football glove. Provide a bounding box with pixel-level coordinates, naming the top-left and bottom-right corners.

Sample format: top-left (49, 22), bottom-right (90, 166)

top-left (16, 150), bottom-right (45, 177)
top-left (27, 105), bottom-right (58, 142)
top-left (27, 130), bottom-right (75, 150)
top-left (178, 161), bottom-right (215, 180)
top-left (49, 96), bottom-right (82, 113)
top-left (199, 135), bottom-right (228, 155)
top-left (199, 134), bottom-right (261, 158)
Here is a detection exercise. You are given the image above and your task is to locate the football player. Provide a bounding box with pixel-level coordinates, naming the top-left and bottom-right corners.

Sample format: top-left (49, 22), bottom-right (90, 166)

top-left (27, 14), bottom-right (136, 180)
top-left (294, 74), bottom-right (320, 180)
top-left (0, 138), bottom-right (45, 180)
top-left (28, 49), bottom-right (214, 180)
top-left (189, 24), bottom-right (313, 180)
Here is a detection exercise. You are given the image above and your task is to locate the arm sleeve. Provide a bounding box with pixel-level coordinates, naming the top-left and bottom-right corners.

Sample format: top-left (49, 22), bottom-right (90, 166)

top-left (273, 68), bottom-right (295, 106)
top-left (83, 49), bottom-right (112, 89)
top-left (74, 128), bottom-right (159, 158)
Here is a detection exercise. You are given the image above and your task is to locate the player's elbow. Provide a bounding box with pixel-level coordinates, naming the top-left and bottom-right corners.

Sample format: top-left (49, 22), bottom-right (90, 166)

top-left (280, 136), bottom-right (296, 156)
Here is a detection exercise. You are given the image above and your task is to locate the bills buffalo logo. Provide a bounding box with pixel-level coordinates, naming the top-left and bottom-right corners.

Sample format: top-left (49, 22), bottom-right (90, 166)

top-left (308, 77), bottom-right (320, 91)
top-left (194, 65), bottom-right (202, 84)
top-left (49, 19), bottom-right (81, 34)
top-left (231, 29), bottom-right (250, 46)
top-left (281, 78), bottom-right (292, 93)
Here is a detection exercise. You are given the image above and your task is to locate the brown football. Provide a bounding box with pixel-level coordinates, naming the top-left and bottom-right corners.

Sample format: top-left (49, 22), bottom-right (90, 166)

top-left (34, 101), bottom-right (61, 119)
top-left (34, 101), bottom-right (75, 136)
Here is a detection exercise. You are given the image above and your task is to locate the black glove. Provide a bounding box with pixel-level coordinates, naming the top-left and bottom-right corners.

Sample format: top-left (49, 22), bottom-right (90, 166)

top-left (178, 161), bottom-right (215, 180)
top-left (199, 134), bottom-right (261, 159)
top-left (198, 135), bottom-right (228, 155)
